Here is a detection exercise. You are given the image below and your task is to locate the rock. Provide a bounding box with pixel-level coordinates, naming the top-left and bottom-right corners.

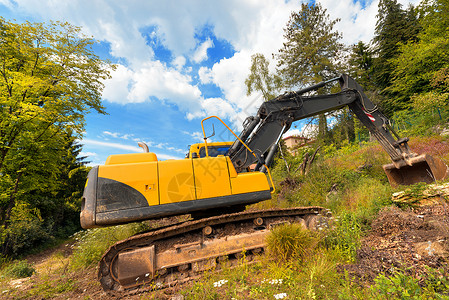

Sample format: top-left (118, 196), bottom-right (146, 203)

top-left (415, 241), bottom-right (448, 258)
top-left (10, 278), bottom-right (29, 289)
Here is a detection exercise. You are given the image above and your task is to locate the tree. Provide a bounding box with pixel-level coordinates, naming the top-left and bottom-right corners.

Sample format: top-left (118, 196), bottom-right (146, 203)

top-left (275, 2), bottom-right (345, 144)
top-left (387, 0), bottom-right (449, 105)
top-left (384, 0), bottom-right (449, 131)
top-left (0, 19), bottom-right (113, 230)
top-left (347, 41), bottom-right (375, 89)
top-left (276, 3), bottom-right (344, 88)
top-left (245, 53), bottom-right (281, 101)
top-left (373, 0), bottom-right (421, 112)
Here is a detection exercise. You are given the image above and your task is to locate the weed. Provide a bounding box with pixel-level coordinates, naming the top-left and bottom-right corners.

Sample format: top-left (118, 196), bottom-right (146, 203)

top-left (70, 222), bottom-right (150, 269)
top-left (266, 223), bottom-right (318, 263)
top-left (370, 271), bottom-right (422, 299)
top-left (368, 267), bottom-right (449, 299)
top-left (24, 274), bottom-right (75, 298)
top-left (2, 260), bottom-right (35, 278)
top-left (324, 212), bottom-right (362, 262)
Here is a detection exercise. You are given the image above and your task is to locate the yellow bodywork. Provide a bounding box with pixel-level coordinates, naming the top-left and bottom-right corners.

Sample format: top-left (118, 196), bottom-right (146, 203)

top-left (98, 151), bottom-right (270, 207)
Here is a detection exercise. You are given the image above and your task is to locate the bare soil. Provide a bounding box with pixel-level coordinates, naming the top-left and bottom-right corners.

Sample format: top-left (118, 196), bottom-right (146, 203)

top-left (340, 203), bottom-right (449, 284)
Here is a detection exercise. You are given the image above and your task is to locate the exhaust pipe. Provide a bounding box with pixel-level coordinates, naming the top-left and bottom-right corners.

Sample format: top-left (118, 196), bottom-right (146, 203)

top-left (383, 154), bottom-right (449, 188)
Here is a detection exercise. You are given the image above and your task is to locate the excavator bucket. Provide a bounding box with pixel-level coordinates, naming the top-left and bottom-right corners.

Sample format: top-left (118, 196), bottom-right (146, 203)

top-left (383, 154), bottom-right (449, 188)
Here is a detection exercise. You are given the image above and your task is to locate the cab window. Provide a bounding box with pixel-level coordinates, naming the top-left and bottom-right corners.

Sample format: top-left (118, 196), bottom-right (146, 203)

top-left (198, 146), bottom-right (230, 158)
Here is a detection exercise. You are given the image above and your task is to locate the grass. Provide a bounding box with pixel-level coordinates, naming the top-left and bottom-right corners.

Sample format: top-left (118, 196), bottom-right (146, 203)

top-left (70, 221), bottom-right (151, 269)
top-left (266, 223), bottom-right (319, 263)
top-left (178, 134), bottom-right (449, 299)
top-left (1, 260), bottom-right (35, 278)
top-left (0, 250), bottom-right (78, 299)
top-left (4, 134), bottom-right (449, 299)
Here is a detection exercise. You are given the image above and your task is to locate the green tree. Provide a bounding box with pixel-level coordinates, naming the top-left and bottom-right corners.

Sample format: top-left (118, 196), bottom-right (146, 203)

top-left (347, 41), bottom-right (374, 89)
top-left (245, 53), bottom-right (281, 101)
top-left (385, 0), bottom-right (449, 132)
top-left (373, 0), bottom-right (421, 113)
top-left (0, 19), bottom-right (112, 232)
top-left (275, 2), bottom-right (344, 144)
top-left (387, 0), bottom-right (449, 106)
top-left (275, 3), bottom-right (344, 88)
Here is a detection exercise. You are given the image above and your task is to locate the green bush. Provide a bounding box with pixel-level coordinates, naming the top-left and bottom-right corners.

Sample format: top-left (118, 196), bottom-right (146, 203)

top-left (369, 267), bottom-right (449, 299)
top-left (266, 223), bottom-right (318, 263)
top-left (0, 202), bottom-right (52, 257)
top-left (3, 260), bottom-right (35, 278)
top-left (370, 271), bottom-right (422, 299)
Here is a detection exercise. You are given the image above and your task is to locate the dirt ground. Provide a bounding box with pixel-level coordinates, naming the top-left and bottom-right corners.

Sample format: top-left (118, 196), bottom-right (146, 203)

top-left (4, 202), bottom-right (449, 299)
top-left (340, 203), bottom-right (449, 284)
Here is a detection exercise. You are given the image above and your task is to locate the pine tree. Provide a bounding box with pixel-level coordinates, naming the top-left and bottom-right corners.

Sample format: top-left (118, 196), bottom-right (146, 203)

top-left (373, 0), bottom-right (421, 113)
top-left (275, 3), bottom-right (344, 144)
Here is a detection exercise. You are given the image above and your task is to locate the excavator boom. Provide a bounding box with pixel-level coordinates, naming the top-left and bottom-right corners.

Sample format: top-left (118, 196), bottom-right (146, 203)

top-left (80, 74), bottom-right (448, 294)
top-left (227, 74), bottom-right (448, 186)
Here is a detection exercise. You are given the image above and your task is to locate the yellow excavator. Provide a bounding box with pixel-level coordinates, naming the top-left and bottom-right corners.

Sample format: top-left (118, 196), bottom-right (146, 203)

top-left (80, 74), bottom-right (448, 293)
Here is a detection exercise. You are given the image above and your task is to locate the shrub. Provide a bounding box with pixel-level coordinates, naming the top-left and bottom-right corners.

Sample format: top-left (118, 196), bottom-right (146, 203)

top-left (70, 222), bottom-right (150, 269)
top-left (266, 223), bottom-right (318, 263)
top-left (324, 212), bottom-right (361, 262)
top-left (0, 202), bottom-right (52, 257)
top-left (3, 260), bottom-right (35, 278)
top-left (370, 271), bottom-right (422, 299)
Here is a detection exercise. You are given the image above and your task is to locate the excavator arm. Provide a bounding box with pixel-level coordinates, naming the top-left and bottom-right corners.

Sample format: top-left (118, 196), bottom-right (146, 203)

top-left (83, 74), bottom-right (448, 294)
top-left (227, 74), bottom-right (448, 186)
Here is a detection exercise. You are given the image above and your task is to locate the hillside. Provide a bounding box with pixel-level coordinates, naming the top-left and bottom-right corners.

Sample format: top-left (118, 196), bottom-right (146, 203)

top-left (1, 134), bottom-right (449, 299)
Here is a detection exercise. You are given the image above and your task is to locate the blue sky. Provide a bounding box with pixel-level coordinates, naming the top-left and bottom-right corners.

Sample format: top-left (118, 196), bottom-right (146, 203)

top-left (0, 0), bottom-right (420, 165)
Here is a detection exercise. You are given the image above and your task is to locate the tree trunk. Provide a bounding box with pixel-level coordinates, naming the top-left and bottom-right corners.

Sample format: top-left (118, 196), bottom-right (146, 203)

top-left (318, 114), bottom-right (328, 143)
top-left (2, 172), bottom-right (22, 228)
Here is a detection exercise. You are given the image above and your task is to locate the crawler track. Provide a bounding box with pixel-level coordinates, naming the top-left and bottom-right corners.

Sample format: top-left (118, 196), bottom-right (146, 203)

top-left (98, 207), bottom-right (331, 295)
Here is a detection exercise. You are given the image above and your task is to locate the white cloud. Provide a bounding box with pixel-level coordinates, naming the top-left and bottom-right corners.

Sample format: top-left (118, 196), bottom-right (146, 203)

top-left (0, 0), bottom-right (14, 9)
top-left (200, 97), bottom-right (235, 119)
top-left (103, 131), bottom-right (134, 140)
top-left (79, 151), bottom-right (98, 158)
top-left (192, 38), bottom-right (214, 63)
top-left (8, 0), bottom-right (420, 128)
top-left (102, 131), bottom-right (119, 138)
top-left (182, 131), bottom-right (204, 142)
top-left (172, 56), bottom-right (186, 70)
top-left (82, 138), bottom-right (143, 152)
top-left (103, 61), bottom-right (203, 115)
top-left (198, 66), bottom-right (214, 84)
top-left (102, 64), bottom-right (134, 103)
top-left (284, 123), bottom-right (318, 139)
top-left (81, 138), bottom-right (180, 160)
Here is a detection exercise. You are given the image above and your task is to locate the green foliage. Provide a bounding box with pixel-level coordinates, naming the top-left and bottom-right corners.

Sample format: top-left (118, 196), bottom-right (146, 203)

top-left (70, 222), bottom-right (150, 269)
top-left (2, 259), bottom-right (35, 278)
top-left (276, 2), bottom-right (344, 88)
top-left (0, 202), bottom-right (52, 256)
top-left (370, 268), bottom-right (449, 299)
top-left (384, 0), bottom-right (449, 114)
top-left (391, 107), bottom-right (449, 137)
top-left (373, 0), bottom-right (421, 101)
top-left (372, 271), bottom-right (421, 299)
top-left (245, 53), bottom-right (281, 100)
top-left (0, 18), bottom-right (113, 257)
top-left (20, 274), bottom-right (76, 298)
top-left (324, 212), bottom-right (362, 262)
top-left (346, 41), bottom-right (375, 90)
top-left (266, 223), bottom-right (318, 263)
